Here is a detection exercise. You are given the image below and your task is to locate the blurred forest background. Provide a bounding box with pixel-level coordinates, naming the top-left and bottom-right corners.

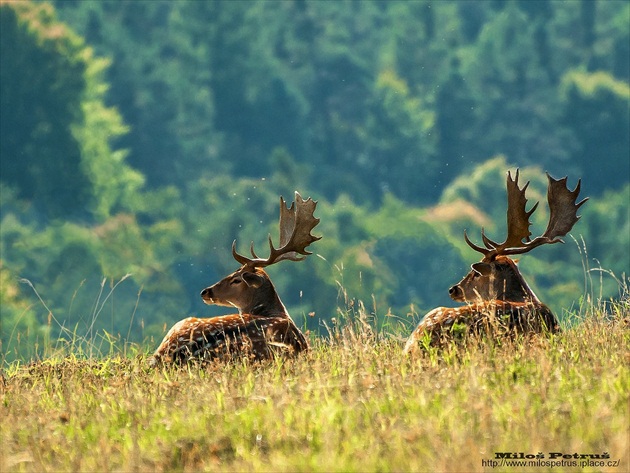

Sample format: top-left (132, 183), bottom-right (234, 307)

top-left (1, 0), bottom-right (628, 360)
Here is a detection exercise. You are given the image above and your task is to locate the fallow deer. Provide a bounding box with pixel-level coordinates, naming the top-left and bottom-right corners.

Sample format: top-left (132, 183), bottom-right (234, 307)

top-left (404, 170), bottom-right (588, 353)
top-left (150, 192), bottom-right (321, 365)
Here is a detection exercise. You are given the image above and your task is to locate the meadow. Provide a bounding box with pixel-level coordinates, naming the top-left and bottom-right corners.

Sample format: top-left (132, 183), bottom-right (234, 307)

top-left (1, 298), bottom-right (628, 473)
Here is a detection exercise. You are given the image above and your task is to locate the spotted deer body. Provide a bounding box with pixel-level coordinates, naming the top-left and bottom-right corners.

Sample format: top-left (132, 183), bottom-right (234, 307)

top-left (151, 193), bottom-right (320, 365)
top-left (405, 258), bottom-right (558, 350)
top-left (404, 170), bottom-right (587, 353)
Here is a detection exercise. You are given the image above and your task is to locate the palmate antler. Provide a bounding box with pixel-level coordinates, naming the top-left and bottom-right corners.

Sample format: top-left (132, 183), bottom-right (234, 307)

top-left (465, 170), bottom-right (588, 261)
top-left (232, 192), bottom-right (322, 268)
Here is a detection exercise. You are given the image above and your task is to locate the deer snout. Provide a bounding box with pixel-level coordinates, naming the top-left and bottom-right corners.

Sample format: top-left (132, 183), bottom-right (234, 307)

top-left (200, 287), bottom-right (213, 303)
top-left (448, 284), bottom-right (464, 302)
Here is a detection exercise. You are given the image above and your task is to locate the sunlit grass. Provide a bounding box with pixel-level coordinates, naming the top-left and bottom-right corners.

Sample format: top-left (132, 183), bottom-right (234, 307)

top-left (1, 295), bottom-right (628, 473)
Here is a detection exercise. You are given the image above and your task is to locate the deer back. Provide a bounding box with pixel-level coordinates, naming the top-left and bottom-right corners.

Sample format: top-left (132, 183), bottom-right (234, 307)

top-left (151, 312), bottom-right (308, 364)
top-left (403, 300), bottom-right (559, 354)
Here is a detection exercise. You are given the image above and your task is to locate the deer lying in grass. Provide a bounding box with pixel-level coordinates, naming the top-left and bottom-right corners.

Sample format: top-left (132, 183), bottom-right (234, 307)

top-left (404, 170), bottom-right (588, 353)
top-left (151, 192), bottom-right (321, 365)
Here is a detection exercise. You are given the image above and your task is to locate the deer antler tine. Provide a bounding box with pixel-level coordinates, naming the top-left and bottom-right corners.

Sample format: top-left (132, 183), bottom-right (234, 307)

top-left (573, 178), bottom-right (589, 209)
top-left (527, 200), bottom-right (539, 216)
top-left (268, 234), bottom-right (275, 254)
top-left (249, 241), bottom-right (259, 259)
top-left (232, 240), bottom-right (254, 266)
top-left (464, 230), bottom-right (492, 256)
top-left (573, 180), bottom-right (589, 213)
top-left (511, 169), bottom-right (538, 221)
top-left (481, 228), bottom-right (499, 250)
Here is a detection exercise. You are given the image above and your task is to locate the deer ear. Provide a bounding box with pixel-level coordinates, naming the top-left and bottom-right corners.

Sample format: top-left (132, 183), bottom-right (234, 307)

top-left (471, 262), bottom-right (492, 276)
top-left (242, 271), bottom-right (265, 288)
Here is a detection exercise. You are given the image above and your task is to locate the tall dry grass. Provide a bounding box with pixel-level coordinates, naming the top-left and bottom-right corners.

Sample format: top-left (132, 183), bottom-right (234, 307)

top-left (1, 290), bottom-right (628, 473)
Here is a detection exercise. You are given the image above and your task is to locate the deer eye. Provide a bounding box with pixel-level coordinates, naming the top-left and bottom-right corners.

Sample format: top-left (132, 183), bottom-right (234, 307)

top-left (230, 278), bottom-right (242, 285)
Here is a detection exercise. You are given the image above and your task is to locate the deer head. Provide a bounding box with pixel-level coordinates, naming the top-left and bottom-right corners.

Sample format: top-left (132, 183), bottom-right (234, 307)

top-left (200, 192), bottom-right (321, 316)
top-left (449, 170), bottom-right (588, 303)
top-left (448, 255), bottom-right (535, 302)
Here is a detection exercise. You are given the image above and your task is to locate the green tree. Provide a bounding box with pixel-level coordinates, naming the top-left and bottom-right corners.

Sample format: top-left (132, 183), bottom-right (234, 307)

top-left (578, 184), bottom-right (630, 295)
top-left (1, 1), bottom-right (142, 221)
top-left (1, 2), bottom-right (90, 219)
top-left (53, 0), bottom-right (221, 188)
top-left (1, 1), bottom-right (157, 359)
top-left (559, 70), bottom-right (630, 193)
top-left (361, 69), bottom-right (437, 205)
top-left (459, 2), bottom-right (571, 171)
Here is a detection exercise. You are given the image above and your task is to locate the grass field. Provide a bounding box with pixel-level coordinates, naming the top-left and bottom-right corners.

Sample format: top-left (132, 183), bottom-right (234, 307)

top-left (1, 300), bottom-right (628, 473)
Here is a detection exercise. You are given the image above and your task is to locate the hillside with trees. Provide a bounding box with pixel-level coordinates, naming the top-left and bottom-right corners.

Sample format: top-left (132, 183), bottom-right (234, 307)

top-left (1, 0), bottom-right (628, 360)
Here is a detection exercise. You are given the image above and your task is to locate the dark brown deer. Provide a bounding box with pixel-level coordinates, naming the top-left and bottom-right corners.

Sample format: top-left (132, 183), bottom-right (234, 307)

top-left (151, 192), bottom-right (321, 365)
top-left (404, 170), bottom-right (588, 353)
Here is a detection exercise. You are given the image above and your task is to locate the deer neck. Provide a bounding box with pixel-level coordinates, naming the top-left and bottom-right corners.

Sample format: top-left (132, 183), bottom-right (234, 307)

top-left (242, 278), bottom-right (290, 318)
top-left (494, 257), bottom-right (541, 304)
